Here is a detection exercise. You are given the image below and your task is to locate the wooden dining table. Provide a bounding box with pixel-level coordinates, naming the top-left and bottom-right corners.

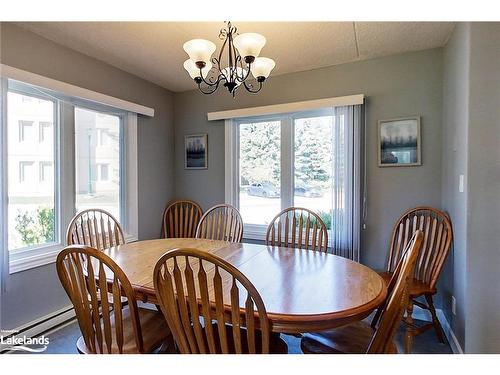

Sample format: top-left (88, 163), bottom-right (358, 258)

top-left (102, 238), bottom-right (387, 334)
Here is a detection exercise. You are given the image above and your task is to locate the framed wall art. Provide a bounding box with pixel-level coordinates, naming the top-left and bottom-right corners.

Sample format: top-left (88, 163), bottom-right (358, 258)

top-left (185, 134), bottom-right (208, 169)
top-left (378, 117), bottom-right (421, 167)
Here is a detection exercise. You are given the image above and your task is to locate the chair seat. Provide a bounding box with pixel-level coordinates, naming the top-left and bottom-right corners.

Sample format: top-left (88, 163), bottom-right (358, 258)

top-left (77, 306), bottom-right (171, 354)
top-left (301, 321), bottom-right (375, 354)
top-left (211, 324), bottom-right (288, 354)
top-left (379, 271), bottom-right (436, 297)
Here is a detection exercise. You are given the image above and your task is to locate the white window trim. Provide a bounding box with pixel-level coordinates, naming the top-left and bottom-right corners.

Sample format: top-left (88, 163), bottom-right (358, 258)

top-left (1, 78), bottom-right (9, 281)
top-left (1, 64), bottom-right (154, 117)
top-left (1, 78), bottom-right (141, 274)
top-left (209, 94), bottom-right (364, 121)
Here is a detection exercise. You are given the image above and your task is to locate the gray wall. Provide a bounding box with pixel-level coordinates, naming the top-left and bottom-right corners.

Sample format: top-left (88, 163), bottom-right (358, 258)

top-left (465, 22), bottom-right (500, 353)
top-left (174, 48), bottom-right (444, 280)
top-left (441, 22), bottom-right (470, 349)
top-left (0, 23), bottom-right (175, 329)
top-left (442, 22), bottom-right (500, 353)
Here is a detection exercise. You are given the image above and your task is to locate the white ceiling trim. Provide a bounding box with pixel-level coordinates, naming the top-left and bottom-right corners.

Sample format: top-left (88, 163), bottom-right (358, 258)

top-left (207, 94), bottom-right (364, 121)
top-left (0, 64), bottom-right (155, 117)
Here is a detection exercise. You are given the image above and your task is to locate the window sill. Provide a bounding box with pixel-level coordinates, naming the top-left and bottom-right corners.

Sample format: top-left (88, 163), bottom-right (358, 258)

top-left (243, 224), bottom-right (267, 241)
top-left (9, 232), bottom-right (138, 274)
top-left (243, 224), bottom-right (334, 248)
top-left (9, 245), bottom-right (63, 274)
top-left (124, 233), bottom-right (138, 243)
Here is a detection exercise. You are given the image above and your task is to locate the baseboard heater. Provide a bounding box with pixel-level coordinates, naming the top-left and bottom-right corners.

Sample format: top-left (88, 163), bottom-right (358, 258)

top-left (0, 305), bottom-right (75, 354)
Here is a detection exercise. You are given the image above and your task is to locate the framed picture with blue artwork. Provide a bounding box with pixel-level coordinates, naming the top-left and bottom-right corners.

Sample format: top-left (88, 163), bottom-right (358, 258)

top-left (378, 117), bottom-right (421, 167)
top-left (185, 134), bottom-right (208, 169)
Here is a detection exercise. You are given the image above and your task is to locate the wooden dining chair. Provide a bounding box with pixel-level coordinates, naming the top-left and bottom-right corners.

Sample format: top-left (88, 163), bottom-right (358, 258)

top-left (266, 207), bottom-right (328, 252)
top-left (161, 200), bottom-right (203, 239)
top-left (56, 245), bottom-right (171, 354)
top-left (300, 230), bottom-right (423, 354)
top-left (195, 204), bottom-right (243, 243)
top-left (380, 206), bottom-right (453, 353)
top-left (153, 248), bottom-right (287, 354)
top-left (66, 209), bottom-right (125, 250)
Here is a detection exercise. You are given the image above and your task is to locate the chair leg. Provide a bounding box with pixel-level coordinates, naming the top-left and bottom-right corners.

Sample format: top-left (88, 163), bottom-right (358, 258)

top-left (425, 294), bottom-right (445, 343)
top-left (371, 306), bottom-right (383, 329)
top-left (404, 299), bottom-right (414, 354)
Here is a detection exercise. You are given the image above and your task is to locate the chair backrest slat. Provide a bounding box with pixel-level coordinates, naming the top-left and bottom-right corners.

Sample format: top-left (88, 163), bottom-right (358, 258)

top-left (67, 209), bottom-right (125, 250)
top-left (368, 231), bottom-right (423, 353)
top-left (153, 248), bottom-right (270, 354)
top-left (161, 200), bottom-right (203, 239)
top-left (56, 245), bottom-right (143, 354)
top-left (266, 207), bottom-right (328, 252)
top-left (195, 204), bottom-right (243, 243)
top-left (386, 207), bottom-right (453, 290)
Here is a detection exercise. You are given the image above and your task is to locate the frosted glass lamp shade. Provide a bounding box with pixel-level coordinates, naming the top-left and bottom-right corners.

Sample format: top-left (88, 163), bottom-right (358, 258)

top-left (183, 39), bottom-right (216, 65)
top-left (250, 57), bottom-right (275, 79)
top-left (234, 33), bottom-right (266, 60)
top-left (184, 59), bottom-right (212, 79)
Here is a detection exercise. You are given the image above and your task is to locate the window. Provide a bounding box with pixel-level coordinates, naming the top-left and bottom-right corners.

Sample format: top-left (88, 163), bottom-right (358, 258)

top-left (18, 120), bottom-right (34, 142)
top-left (294, 115), bottom-right (334, 229)
top-left (75, 107), bottom-right (121, 222)
top-left (239, 120), bottom-right (281, 225)
top-left (1, 76), bottom-right (141, 273)
top-left (7, 92), bottom-right (56, 252)
top-left (225, 103), bottom-right (362, 260)
top-left (236, 113), bottom-right (335, 230)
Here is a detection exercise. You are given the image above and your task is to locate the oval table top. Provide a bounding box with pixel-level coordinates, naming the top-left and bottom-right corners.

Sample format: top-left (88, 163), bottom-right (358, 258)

top-left (103, 238), bottom-right (386, 333)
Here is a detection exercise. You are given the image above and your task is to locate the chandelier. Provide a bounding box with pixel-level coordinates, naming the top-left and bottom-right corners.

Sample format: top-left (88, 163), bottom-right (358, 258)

top-left (183, 22), bottom-right (275, 96)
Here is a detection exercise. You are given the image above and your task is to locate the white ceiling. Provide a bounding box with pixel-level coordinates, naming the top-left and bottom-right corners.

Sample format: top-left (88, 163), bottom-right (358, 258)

top-left (17, 22), bottom-right (455, 92)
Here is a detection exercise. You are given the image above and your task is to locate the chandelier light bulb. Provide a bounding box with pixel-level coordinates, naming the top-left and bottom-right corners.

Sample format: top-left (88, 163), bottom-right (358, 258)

top-left (183, 39), bottom-right (216, 66)
top-left (250, 57), bottom-right (276, 80)
top-left (233, 33), bottom-right (266, 62)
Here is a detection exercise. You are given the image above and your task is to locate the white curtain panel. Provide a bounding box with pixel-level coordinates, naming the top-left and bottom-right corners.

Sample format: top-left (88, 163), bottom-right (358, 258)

top-left (330, 105), bottom-right (362, 261)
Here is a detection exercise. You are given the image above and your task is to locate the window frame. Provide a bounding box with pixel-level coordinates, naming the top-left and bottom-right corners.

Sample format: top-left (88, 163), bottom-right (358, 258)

top-left (4, 85), bottom-right (62, 270)
top-left (1, 78), bottom-right (139, 274)
top-left (74, 105), bottom-right (124, 224)
top-left (226, 108), bottom-right (335, 241)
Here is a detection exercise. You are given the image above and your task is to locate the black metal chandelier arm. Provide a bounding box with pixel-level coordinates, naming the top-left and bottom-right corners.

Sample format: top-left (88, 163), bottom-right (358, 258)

top-left (216, 31), bottom-right (229, 69)
top-left (212, 56), bottom-right (220, 72)
top-left (235, 62), bottom-right (253, 83)
top-left (243, 80), bottom-right (263, 93)
top-left (198, 68), bottom-right (224, 87)
top-left (197, 79), bottom-right (221, 95)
